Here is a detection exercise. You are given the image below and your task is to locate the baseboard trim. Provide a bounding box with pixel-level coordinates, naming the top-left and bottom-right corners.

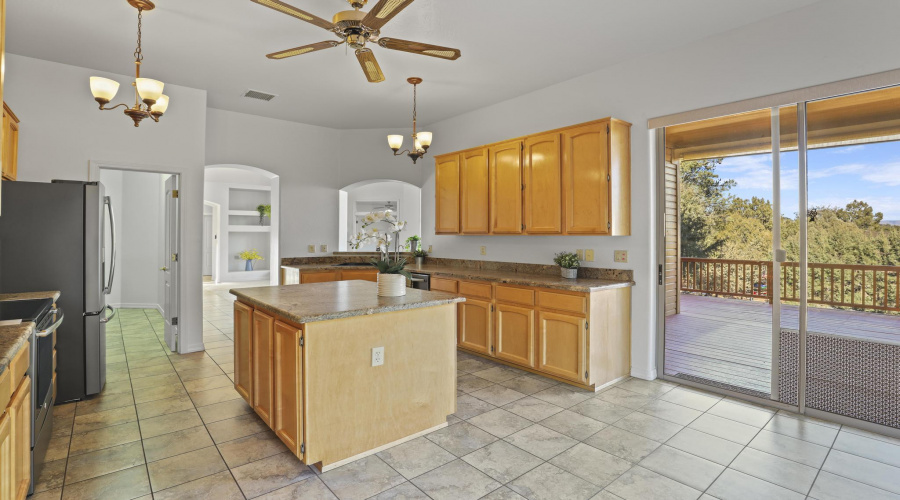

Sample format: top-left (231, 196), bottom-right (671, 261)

top-left (156, 304), bottom-right (165, 316)
top-left (180, 342), bottom-right (205, 354)
top-left (630, 367), bottom-right (658, 381)
top-left (315, 421), bottom-right (449, 473)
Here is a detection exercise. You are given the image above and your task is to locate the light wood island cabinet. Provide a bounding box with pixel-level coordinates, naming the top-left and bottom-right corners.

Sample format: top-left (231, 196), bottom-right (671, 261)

top-left (0, 343), bottom-right (31, 500)
top-left (434, 117), bottom-right (631, 236)
top-left (1, 103), bottom-right (18, 182)
top-left (231, 281), bottom-right (462, 471)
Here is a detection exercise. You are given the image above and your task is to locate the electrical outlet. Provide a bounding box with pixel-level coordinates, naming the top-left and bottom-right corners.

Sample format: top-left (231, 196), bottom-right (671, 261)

top-left (576, 249), bottom-right (584, 260)
top-left (428, 245), bottom-right (433, 253)
top-left (320, 244), bottom-right (328, 252)
top-left (585, 249), bottom-right (595, 262)
top-left (307, 245), bottom-right (316, 253)
top-left (480, 246), bottom-right (487, 256)
top-left (371, 347), bottom-right (384, 367)
top-left (614, 250), bottom-right (628, 263)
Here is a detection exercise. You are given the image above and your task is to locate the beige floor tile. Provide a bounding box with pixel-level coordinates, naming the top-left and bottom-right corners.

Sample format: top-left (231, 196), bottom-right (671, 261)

top-left (502, 396), bottom-right (564, 422)
top-left (72, 405), bottom-right (137, 433)
top-left (504, 424), bottom-right (578, 460)
top-left (196, 398), bottom-right (254, 424)
top-left (369, 482), bottom-right (429, 500)
top-left (638, 445), bottom-right (724, 491)
top-left (42, 435), bottom-right (71, 463)
top-left (231, 451), bottom-right (315, 498)
top-left (570, 399), bottom-right (634, 424)
top-left (833, 430), bottom-right (900, 468)
top-left (763, 414), bottom-right (838, 447)
top-left (531, 386), bottom-right (593, 409)
top-left (730, 447), bottom-right (818, 494)
top-left (707, 399), bottom-right (775, 428)
top-left (217, 430), bottom-right (289, 468)
top-left (539, 410), bottom-right (607, 441)
top-left (748, 430), bottom-right (829, 468)
top-left (596, 387), bottom-right (656, 410)
top-left (468, 409), bottom-right (533, 438)
top-left (470, 385), bottom-right (528, 407)
top-left (190, 385), bottom-right (243, 407)
top-left (411, 459), bottom-right (502, 500)
top-left (143, 425), bottom-right (215, 462)
top-left (75, 392), bottom-right (135, 416)
top-left (808, 471), bottom-right (900, 500)
top-left (128, 363), bottom-right (177, 380)
top-left (34, 458), bottom-right (67, 493)
top-left (471, 366), bottom-right (525, 384)
top-left (183, 374), bottom-right (233, 394)
top-left (462, 440), bottom-right (543, 484)
top-left (30, 488), bottom-right (62, 500)
top-left (616, 379), bottom-right (678, 398)
top-left (153, 470), bottom-right (245, 500)
top-left (822, 449), bottom-right (900, 494)
top-left (453, 393), bottom-right (497, 420)
top-left (688, 413), bottom-right (761, 445)
top-left (135, 393), bottom-right (195, 420)
top-left (426, 422), bottom-right (499, 457)
top-left (139, 408), bottom-right (204, 439)
top-left (666, 427), bottom-right (744, 466)
top-left (206, 412), bottom-right (269, 443)
top-left (637, 399), bottom-right (703, 426)
top-left (498, 375), bottom-right (557, 396)
top-left (147, 445), bottom-right (228, 492)
top-left (659, 387), bottom-right (721, 412)
top-left (606, 466), bottom-right (701, 500)
top-left (68, 421), bottom-right (141, 456)
top-left (176, 365), bottom-right (226, 381)
top-left (583, 426), bottom-right (660, 463)
top-left (549, 443), bottom-right (632, 488)
top-left (61, 464), bottom-right (150, 500)
top-left (612, 412), bottom-right (683, 442)
top-left (507, 462), bottom-right (601, 500)
top-left (707, 468), bottom-right (804, 500)
top-left (132, 383), bottom-right (188, 405)
top-left (64, 441), bottom-right (145, 484)
top-left (377, 436), bottom-right (456, 480)
top-left (457, 374), bottom-right (496, 393)
top-left (481, 486), bottom-right (528, 500)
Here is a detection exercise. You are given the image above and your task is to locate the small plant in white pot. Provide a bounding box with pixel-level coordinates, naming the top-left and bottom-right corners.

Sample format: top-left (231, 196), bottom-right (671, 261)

top-left (554, 251), bottom-right (580, 279)
top-left (349, 210), bottom-right (411, 296)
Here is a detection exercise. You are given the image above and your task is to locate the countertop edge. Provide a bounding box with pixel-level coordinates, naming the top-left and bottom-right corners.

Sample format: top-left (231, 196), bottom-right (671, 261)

top-left (0, 322), bottom-right (36, 375)
top-left (230, 289), bottom-right (466, 324)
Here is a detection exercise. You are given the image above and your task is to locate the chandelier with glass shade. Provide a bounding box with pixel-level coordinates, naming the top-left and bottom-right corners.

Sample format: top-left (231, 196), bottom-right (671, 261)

top-left (387, 78), bottom-right (432, 164)
top-left (89, 0), bottom-right (169, 127)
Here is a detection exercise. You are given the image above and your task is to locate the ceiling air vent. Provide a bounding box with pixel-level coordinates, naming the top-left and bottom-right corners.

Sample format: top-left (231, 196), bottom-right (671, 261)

top-left (241, 89), bottom-right (278, 102)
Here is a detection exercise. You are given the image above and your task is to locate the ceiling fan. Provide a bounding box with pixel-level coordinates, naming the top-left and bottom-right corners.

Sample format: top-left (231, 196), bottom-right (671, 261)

top-left (251, 0), bottom-right (462, 83)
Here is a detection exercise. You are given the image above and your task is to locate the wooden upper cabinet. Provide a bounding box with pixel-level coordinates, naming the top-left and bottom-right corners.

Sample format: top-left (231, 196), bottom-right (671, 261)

top-left (563, 123), bottom-right (610, 235)
top-left (524, 132), bottom-right (563, 234)
top-left (489, 141), bottom-right (524, 234)
top-left (233, 301), bottom-right (253, 404)
top-left (434, 154), bottom-right (460, 234)
top-left (252, 310), bottom-right (275, 426)
top-left (1, 104), bottom-right (17, 182)
top-left (460, 148), bottom-right (490, 234)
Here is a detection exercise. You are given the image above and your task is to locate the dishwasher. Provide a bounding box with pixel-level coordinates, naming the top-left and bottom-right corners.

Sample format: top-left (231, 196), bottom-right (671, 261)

top-left (408, 273), bottom-right (430, 290)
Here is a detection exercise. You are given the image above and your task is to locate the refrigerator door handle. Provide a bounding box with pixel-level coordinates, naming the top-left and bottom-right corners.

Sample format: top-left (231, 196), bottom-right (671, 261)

top-left (99, 305), bottom-right (116, 324)
top-left (104, 196), bottom-right (117, 295)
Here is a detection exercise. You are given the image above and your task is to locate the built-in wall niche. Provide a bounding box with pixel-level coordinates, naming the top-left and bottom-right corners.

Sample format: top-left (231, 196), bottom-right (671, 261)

top-left (229, 232), bottom-right (271, 272)
top-left (226, 185), bottom-right (273, 279)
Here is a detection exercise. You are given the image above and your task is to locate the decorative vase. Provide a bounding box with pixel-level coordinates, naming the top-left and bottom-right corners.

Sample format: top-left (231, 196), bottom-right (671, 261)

top-left (561, 267), bottom-right (578, 279)
top-left (245, 260), bottom-right (254, 271)
top-left (377, 273), bottom-right (407, 297)
top-left (415, 256), bottom-right (424, 267)
top-left (258, 215), bottom-right (265, 226)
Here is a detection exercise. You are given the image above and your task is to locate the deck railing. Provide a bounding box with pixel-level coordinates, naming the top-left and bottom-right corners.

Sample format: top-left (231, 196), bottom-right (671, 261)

top-left (680, 258), bottom-right (900, 313)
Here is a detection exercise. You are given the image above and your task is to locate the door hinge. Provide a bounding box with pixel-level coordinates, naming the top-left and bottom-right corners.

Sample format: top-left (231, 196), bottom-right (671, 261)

top-left (607, 221), bottom-right (611, 230)
top-left (658, 264), bottom-right (663, 286)
top-left (172, 189), bottom-right (179, 198)
top-left (585, 370), bottom-right (589, 379)
top-left (300, 443), bottom-right (305, 454)
top-left (607, 174), bottom-right (611, 181)
top-left (491, 304), bottom-right (494, 312)
top-left (521, 223), bottom-right (525, 231)
top-left (606, 124), bottom-right (610, 133)
top-left (521, 184), bottom-right (525, 191)
top-left (172, 253), bottom-right (178, 262)
top-left (172, 317), bottom-right (178, 326)
top-left (490, 345), bottom-right (495, 353)
top-left (299, 336), bottom-right (304, 347)
top-left (585, 321), bottom-right (589, 330)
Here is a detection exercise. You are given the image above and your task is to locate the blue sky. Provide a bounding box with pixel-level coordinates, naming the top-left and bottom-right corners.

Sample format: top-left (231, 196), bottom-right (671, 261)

top-left (717, 142), bottom-right (900, 221)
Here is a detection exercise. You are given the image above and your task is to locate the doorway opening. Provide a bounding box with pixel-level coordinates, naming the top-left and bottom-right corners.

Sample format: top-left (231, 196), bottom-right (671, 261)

top-left (338, 180), bottom-right (422, 251)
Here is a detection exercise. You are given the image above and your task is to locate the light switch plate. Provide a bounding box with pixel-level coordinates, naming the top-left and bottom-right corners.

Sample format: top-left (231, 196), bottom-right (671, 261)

top-left (307, 245), bottom-right (316, 253)
top-left (585, 249), bottom-right (595, 262)
top-left (428, 245), bottom-right (433, 253)
top-left (614, 250), bottom-right (628, 263)
top-left (372, 347), bottom-right (384, 367)
top-left (320, 244), bottom-right (328, 252)
top-left (576, 249), bottom-right (584, 260)
top-left (480, 246), bottom-right (487, 256)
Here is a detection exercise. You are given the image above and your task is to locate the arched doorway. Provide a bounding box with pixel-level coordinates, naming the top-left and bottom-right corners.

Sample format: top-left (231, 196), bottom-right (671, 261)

top-left (339, 180), bottom-right (423, 251)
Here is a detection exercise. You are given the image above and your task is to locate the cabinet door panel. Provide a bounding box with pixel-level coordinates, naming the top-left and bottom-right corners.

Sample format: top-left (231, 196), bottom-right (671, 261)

top-left (563, 123), bottom-right (610, 234)
top-left (430, 277), bottom-right (458, 293)
top-left (524, 133), bottom-right (562, 234)
top-left (435, 154), bottom-right (460, 234)
top-left (489, 141), bottom-right (523, 234)
top-left (340, 270), bottom-right (378, 282)
top-left (273, 321), bottom-right (303, 457)
top-left (537, 311), bottom-right (586, 383)
top-left (0, 413), bottom-right (12, 500)
top-left (233, 302), bottom-right (253, 403)
top-left (9, 376), bottom-right (29, 500)
top-left (252, 310), bottom-right (275, 425)
top-left (300, 272), bottom-right (339, 284)
top-left (458, 298), bottom-right (492, 355)
top-left (460, 148), bottom-right (490, 234)
top-left (495, 304), bottom-right (534, 367)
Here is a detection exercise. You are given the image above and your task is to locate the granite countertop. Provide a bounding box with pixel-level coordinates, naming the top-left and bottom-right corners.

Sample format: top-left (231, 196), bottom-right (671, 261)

top-left (231, 280), bottom-right (466, 324)
top-left (282, 263), bottom-right (634, 293)
top-left (0, 290), bottom-right (60, 375)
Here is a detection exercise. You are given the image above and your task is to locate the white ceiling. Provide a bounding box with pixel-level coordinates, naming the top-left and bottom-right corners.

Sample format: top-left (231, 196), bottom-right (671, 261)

top-left (8, 0), bottom-right (820, 129)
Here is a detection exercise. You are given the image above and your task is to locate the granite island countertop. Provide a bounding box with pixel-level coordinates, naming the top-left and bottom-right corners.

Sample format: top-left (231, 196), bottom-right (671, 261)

top-left (0, 290), bottom-right (61, 375)
top-left (282, 263), bottom-right (634, 293)
top-left (231, 280), bottom-right (466, 324)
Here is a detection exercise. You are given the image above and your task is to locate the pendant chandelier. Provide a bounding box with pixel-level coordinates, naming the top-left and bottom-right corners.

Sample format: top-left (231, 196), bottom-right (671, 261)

top-left (387, 78), bottom-right (432, 164)
top-left (89, 0), bottom-right (169, 127)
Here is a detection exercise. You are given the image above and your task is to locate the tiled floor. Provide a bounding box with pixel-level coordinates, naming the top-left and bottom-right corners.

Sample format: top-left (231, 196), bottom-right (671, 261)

top-left (32, 282), bottom-right (900, 500)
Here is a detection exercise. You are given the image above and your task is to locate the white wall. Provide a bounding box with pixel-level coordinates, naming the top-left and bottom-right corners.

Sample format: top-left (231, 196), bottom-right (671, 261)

top-left (100, 169), bottom-right (167, 309)
top-left (5, 54), bottom-right (207, 353)
top-left (342, 181), bottom-right (422, 251)
top-left (418, 0), bottom-right (900, 380)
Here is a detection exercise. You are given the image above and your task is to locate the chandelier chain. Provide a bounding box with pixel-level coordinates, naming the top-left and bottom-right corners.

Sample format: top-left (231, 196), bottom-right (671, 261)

top-left (134, 8), bottom-right (144, 62)
top-left (412, 82), bottom-right (417, 135)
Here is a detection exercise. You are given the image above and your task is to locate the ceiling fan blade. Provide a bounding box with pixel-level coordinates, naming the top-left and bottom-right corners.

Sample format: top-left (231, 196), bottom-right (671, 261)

top-left (267, 41), bottom-right (342, 59)
top-left (251, 0), bottom-right (335, 30)
top-left (377, 38), bottom-right (461, 60)
top-left (356, 48), bottom-right (385, 83)
top-left (361, 0), bottom-right (414, 30)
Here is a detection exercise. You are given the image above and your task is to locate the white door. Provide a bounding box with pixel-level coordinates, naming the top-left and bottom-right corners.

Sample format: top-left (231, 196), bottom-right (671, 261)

top-left (163, 175), bottom-right (180, 352)
top-left (202, 214), bottom-right (213, 276)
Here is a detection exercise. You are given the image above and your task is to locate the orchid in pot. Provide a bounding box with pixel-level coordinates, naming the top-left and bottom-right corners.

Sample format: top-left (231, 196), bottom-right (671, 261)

top-left (349, 210), bottom-right (411, 296)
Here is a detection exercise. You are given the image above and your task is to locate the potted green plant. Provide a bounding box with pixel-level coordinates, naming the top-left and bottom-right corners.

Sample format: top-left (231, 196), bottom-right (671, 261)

top-left (256, 204), bottom-right (271, 226)
top-left (554, 251), bottom-right (580, 279)
top-left (239, 249), bottom-right (264, 271)
top-left (413, 248), bottom-right (428, 267)
top-left (349, 210), bottom-right (411, 296)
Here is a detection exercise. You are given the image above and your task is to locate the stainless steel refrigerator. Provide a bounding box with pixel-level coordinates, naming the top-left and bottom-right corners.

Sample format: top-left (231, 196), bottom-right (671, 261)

top-left (0, 180), bottom-right (116, 402)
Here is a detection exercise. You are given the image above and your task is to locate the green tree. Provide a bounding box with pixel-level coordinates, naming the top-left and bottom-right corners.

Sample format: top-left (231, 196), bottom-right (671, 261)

top-left (836, 200), bottom-right (883, 230)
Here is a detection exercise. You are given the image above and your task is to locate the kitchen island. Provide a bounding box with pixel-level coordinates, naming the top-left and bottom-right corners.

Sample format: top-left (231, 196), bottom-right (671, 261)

top-left (230, 280), bottom-right (464, 471)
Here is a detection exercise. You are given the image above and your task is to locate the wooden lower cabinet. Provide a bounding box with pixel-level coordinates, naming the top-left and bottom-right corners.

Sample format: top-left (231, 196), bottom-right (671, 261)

top-left (494, 304), bottom-right (534, 367)
top-left (537, 311), bottom-right (586, 383)
top-left (300, 271), bottom-right (339, 284)
top-left (458, 298), bottom-right (492, 355)
top-left (0, 412), bottom-right (11, 500)
top-left (8, 376), bottom-right (29, 500)
top-left (338, 269), bottom-right (378, 282)
top-left (283, 268), bottom-right (379, 285)
top-left (252, 310), bottom-right (275, 425)
top-left (233, 301), bottom-right (253, 403)
top-left (273, 320), bottom-right (303, 456)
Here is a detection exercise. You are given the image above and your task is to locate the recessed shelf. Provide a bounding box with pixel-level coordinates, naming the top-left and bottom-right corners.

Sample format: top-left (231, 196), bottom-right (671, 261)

top-left (228, 225), bottom-right (271, 232)
top-left (228, 210), bottom-right (261, 216)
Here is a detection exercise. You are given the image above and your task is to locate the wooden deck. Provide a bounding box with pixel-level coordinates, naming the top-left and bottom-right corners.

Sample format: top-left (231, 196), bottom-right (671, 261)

top-left (664, 294), bottom-right (900, 396)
